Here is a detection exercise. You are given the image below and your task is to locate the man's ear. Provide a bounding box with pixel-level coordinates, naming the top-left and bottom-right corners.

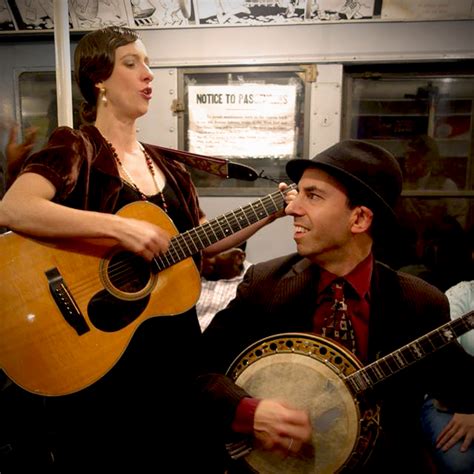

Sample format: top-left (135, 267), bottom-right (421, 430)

top-left (351, 206), bottom-right (373, 234)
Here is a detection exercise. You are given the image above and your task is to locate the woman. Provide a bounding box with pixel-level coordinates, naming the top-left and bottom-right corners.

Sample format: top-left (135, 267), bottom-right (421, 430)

top-left (0, 26), bottom-right (283, 472)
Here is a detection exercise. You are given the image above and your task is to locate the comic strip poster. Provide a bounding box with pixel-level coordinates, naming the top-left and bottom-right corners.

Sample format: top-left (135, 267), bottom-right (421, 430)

top-left (194, 0), bottom-right (307, 25)
top-left (69, 0), bottom-right (129, 29)
top-left (0, 0), bottom-right (14, 30)
top-left (6, 0), bottom-right (72, 30)
top-left (129, 0), bottom-right (196, 28)
top-left (305, 0), bottom-right (376, 21)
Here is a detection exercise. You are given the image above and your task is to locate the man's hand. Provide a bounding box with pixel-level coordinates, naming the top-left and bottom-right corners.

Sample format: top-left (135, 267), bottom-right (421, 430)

top-left (269, 182), bottom-right (298, 220)
top-left (253, 399), bottom-right (312, 457)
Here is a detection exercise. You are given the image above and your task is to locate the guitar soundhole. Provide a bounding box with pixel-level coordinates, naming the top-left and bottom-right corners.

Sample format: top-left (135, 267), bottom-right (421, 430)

top-left (108, 251), bottom-right (151, 293)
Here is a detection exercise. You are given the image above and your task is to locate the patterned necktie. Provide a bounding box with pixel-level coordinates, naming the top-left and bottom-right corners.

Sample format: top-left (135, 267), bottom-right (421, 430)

top-left (321, 279), bottom-right (357, 354)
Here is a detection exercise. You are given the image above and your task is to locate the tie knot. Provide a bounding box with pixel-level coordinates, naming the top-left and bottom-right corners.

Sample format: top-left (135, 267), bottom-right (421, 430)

top-left (331, 279), bottom-right (345, 301)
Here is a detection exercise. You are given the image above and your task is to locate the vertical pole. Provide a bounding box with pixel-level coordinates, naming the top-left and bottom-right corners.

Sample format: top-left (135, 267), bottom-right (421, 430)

top-left (53, 0), bottom-right (73, 127)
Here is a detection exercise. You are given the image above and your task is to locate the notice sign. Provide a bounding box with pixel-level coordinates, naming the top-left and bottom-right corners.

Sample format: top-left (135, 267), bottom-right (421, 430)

top-left (187, 84), bottom-right (297, 158)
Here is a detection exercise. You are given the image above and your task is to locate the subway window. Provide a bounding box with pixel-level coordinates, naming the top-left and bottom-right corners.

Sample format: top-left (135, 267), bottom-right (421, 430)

top-left (344, 64), bottom-right (474, 290)
top-left (17, 70), bottom-right (82, 150)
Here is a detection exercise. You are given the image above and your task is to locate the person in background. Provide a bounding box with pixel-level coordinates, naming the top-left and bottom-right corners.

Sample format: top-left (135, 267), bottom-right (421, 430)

top-left (0, 26), bottom-right (290, 472)
top-left (196, 139), bottom-right (474, 473)
top-left (403, 134), bottom-right (467, 228)
top-left (0, 123), bottom-right (37, 198)
top-left (196, 241), bottom-right (251, 332)
top-left (421, 279), bottom-right (474, 474)
top-left (397, 135), bottom-right (470, 291)
top-left (0, 124), bottom-right (37, 236)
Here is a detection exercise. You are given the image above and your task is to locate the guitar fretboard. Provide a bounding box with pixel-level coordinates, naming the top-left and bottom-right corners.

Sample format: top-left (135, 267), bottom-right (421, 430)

top-left (153, 184), bottom-right (296, 272)
top-left (346, 310), bottom-right (474, 394)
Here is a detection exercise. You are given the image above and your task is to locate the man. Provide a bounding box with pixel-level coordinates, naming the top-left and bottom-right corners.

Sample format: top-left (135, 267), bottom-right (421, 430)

top-left (398, 135), bottom-right (470, 291)
top-left (197, 139), bottom-right (474, 473)
top-left (0, 123), bottom-right (37, 232)
top-left (1, 124), bottom-right (37, 194)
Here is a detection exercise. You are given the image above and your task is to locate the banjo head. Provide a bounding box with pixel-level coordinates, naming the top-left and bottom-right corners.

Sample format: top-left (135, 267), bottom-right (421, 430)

top-left (227, 333), bottom-right (369, 474)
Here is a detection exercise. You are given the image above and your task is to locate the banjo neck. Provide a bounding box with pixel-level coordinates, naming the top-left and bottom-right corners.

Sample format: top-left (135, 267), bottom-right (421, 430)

top-left (346, 310), bottom-right (474, 394)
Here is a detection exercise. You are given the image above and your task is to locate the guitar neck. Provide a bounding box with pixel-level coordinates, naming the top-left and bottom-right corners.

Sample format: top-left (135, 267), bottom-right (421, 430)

top-left (346, 310), bottom-right (474, 394)
top-left (153, 184), bottom-right (296, 271)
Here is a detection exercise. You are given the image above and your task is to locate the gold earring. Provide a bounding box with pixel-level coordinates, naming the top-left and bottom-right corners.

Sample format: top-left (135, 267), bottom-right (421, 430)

top-left (100, 87), bottom-right (107, 104)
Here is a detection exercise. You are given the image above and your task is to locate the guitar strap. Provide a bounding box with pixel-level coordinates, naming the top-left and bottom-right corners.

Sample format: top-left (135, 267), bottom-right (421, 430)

top-left (154, 145), bottom-right (230, 179)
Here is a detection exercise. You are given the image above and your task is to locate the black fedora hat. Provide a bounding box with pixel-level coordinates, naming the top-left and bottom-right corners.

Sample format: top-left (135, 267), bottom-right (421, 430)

top-left (286, 140), bottom-right (402, 219)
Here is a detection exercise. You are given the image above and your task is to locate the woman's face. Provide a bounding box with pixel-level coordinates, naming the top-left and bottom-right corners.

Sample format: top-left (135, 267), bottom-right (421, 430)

top-left (98, 39), bottom-right (154, 120)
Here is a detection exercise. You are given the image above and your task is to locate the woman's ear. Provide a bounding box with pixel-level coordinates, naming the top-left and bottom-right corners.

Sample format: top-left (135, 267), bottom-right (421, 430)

top-left (351, 206), bottom-right (373, 234)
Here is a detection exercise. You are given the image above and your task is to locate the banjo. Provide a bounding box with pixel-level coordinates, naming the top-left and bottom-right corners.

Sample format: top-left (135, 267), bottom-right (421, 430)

top-left (226, 311), bottom-right (474, 473)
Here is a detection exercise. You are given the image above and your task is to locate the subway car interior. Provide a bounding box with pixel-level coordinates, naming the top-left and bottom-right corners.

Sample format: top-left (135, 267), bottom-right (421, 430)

top-left (0, 0), bottom-right (473, 473)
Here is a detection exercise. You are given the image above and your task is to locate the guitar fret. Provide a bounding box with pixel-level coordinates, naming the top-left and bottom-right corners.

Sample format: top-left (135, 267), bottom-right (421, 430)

top-left (177, 234), bottom-right (193, 256)
top-left (268, 194), bottom-right (279, 210)
top-left (368, 363), bottom-right (384, 382)
top-left (362, 365), bottom-right (378, 387)
top-left (153, 256), bottom-right (165, 272)
top-left (376, 358), bottom-right (392, 378)
top-left (214, 217), bottom-right (228, 239)
top-left (394, 350), bottom-right (407, 367)
top-left (224, 211), bottom-right (237, 230)
top-left (205, 222), bottom-right (219, 244)
top-left (223, 214), bottom-right (233, 233)
top-left (349, 372), bottom-right (369, 393)
top-left (430, 330), bottom-right (452, 347)
top-left (176, 239), bottom-right (189, 259)
top-left (162, 252), bottom-right (172, 267)
top-left (399, 346), bottom-right (416, 365)
top-left (186, 232), bottom-right (202, 253)
top-left (263, 196), bottom-right (278, 214)
top-left (249, 203), bottom-right (260, 221)
top-left (238, 207), bottom-right (252, 227)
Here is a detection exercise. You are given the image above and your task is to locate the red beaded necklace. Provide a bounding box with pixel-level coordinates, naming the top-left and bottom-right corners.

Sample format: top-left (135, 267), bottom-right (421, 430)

top-left (106, 139), bottom-right (168, 213)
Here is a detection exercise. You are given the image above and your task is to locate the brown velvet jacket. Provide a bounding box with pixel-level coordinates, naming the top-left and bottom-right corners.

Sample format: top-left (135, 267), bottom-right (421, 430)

top-left (19, 124), bottom-right (202, 227)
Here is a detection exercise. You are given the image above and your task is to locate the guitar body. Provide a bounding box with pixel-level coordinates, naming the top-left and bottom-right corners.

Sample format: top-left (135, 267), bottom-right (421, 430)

top-left (0, 201), bottom-right (201, 396)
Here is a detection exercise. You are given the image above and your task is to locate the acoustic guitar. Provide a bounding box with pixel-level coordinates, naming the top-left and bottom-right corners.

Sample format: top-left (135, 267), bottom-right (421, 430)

top-left (227, 311), bottom-right (474, 473)
top-left (0, 184), bottom-right (295, 396)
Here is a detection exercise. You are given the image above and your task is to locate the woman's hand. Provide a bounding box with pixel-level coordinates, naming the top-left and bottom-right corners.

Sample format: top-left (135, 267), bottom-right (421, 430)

top-left (116, 216), bottom-right (171, 261)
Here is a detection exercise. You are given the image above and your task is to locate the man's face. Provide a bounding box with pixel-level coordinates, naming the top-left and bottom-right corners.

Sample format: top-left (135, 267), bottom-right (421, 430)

top-left (285, 167), bottom-right (357, 265)
top-left (404, 146), bottom-right (429, 182)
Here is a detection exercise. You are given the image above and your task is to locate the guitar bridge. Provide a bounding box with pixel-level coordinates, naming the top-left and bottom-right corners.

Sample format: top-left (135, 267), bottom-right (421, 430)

top-left (45, 268), bottom-right (90, 335)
